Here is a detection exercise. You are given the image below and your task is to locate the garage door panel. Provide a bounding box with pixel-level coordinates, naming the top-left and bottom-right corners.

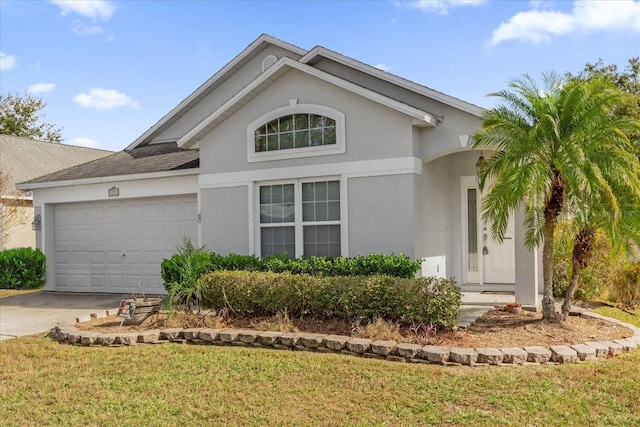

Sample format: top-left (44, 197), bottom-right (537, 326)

top-left (54, 195), bottom-right (197, 293)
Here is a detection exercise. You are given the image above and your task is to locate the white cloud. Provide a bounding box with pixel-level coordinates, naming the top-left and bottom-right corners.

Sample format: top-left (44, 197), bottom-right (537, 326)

top-left (71, 137), bottom-right (100, 148)
top-left (401, 0), bottom-right (486, 15)
top-left (491, 0), bottom-right (640, 45)
top-left (50, 0), bottom-right (115, 21)
top-left (74, 88), bottom-right (140, 111)
top-left (27, 83), bottom-right (56, 94)
top-left (72, 21), bottom-right (105, 36)
top-left (374, 63), bottom-right (393, 72)
top-left (0, 51), bottom-right (17, 71)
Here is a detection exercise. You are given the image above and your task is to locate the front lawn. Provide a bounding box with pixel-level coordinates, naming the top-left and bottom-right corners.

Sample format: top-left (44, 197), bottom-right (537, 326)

top-left (1, 333), bottom-right (639, 426)
top-left (0, 289), bottom-right (40, 299)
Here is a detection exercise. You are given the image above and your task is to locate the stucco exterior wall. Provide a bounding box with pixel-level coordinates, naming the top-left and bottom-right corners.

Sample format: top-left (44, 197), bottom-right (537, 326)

top-left (199, 69), bottom-right (415, 175)
top-left (347, 174), bottom-right (416, 256)
top-left (153, 46), bottom-right (303, 143)
top-left (200, 186), bottom-right (250, 255)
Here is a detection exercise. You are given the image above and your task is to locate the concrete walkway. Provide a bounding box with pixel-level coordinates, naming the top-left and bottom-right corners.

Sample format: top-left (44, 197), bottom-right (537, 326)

top-left (458, 291), bottom-right (516, 329)
top-left (0, 291), bottom-right (125, 340)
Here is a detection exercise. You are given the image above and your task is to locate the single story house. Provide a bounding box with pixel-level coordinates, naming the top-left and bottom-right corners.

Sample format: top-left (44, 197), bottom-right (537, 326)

top-left (1, 134), bottom-right (112, 250)
top-left (18, 34), bottom-right (542, 305)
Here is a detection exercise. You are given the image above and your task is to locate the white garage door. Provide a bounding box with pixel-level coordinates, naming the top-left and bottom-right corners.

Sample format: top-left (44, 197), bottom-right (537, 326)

top-left (54, 195), bottom-right (198, 294)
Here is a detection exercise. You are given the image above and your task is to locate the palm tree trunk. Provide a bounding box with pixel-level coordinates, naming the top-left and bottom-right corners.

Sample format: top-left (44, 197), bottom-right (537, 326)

top-left (541, 219), bottom-right (557, 320)
top-left (561, 259), bottom-right (582, 319)
top-left (561, 228), bottom-right (595, 319)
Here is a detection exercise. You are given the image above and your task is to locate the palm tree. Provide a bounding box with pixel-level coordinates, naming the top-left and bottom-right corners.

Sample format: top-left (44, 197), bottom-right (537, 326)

top-left (473, 73), bottom-right (640, 320)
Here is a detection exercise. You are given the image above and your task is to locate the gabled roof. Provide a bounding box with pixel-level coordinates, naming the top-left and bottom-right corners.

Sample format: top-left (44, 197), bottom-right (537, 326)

top-left (300, 46), bottom-right (484, 117)
top-left (17, 142), bottom-right (199, 189)
top-left (126, 34), bottom-right (307, 151)
top-left (0, 135), bottom-right (113, 194)
top-left (178, 57), bottom-right (440, 148)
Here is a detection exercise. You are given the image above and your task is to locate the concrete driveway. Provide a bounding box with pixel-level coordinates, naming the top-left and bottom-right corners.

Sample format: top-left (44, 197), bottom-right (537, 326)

top-left (0, 291), bottom-right (128, 340)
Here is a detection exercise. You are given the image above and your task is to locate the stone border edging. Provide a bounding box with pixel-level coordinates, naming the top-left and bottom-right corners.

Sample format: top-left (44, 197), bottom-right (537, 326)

top-left (49, 310), bottom-right (640, 367)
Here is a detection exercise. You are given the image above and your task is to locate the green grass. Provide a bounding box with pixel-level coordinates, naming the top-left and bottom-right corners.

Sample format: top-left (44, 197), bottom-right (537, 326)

top-left (1, 309), bottom-right (639, 426)
top-left (593, 306), bottom-right (640, 328)
top-left (0, 289), bottom-right (41, 299)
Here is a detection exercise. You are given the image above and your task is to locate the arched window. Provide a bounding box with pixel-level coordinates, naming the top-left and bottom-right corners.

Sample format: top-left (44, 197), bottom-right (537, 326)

top-left (247, 103), bottom-right (345, 162)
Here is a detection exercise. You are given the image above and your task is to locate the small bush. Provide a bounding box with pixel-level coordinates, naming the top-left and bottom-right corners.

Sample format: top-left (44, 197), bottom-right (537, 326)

top-left (198, 270), bottom-right (461, 329)
top-left (610, 262), bottom-right (640, 308)
top-left (0, 247), bottom-right (46, 289)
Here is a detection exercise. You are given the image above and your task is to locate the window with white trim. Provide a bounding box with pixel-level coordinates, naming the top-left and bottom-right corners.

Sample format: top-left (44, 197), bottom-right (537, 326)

top-left (247, 104), bottom-right (345, 162)
top-left (259, 179), bottom-right (341, 258)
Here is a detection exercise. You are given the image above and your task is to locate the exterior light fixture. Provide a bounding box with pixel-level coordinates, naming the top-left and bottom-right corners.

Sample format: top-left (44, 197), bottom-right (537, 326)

top-left (475, 151), bottom-right (486, 176)
top-left (31, 214), bottom-right (41, 230)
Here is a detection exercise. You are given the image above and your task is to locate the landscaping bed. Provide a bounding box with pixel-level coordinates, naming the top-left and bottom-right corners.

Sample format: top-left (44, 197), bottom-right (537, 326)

top-left (73, 306), bottom-right (633, 349)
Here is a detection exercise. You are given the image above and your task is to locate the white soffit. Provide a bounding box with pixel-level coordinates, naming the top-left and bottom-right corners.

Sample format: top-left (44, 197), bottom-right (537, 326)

top-left (178, 57), bottom-right (437, 148)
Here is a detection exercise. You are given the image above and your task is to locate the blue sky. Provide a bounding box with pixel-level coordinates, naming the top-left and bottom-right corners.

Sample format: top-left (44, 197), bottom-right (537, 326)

top-left (1, 0), bottom-right (639, 152)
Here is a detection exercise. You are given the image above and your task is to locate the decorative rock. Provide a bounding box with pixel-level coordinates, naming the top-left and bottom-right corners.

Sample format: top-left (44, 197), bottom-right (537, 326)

top-left (219, 331), bottom-right (239, 343)
top-left (584, 341), bottom-right (609, 358)
top-left (256, 331), bottom-right (281, 346)
top-left (386, 355), bottom-right (405, 363)
top-left (182, 329), bottom-right (201, 341)
top-left (600, 340), bottom-right (624, 356)
top-left (500, 347), bottom-right (527, 364)
top-left (346, 338), bottom-right (372, 354)
top-left (299, 334), bottom-right (326, 348)
top-left (370, 340), bottom-right (397, 356)
top-left (159, 329), bottom-right (182, 341)
top-left (613, 339), bottom-right (637, 352)
top-left (323, 335), bottom-right (349, 351)
top-left (98, 334), bottom-right (118, 346)
top-left (80, 334), bottom-right (99, 346)
top-left (476, 348), bottom-right (504, 365)
top-left (396, 343), bottom-right (422, 359)
top-left (570, 344), bottom-right (596, 361)
top-left (421, 345), bottom-right (450, 364)
top-left (449, 347), bottom-right (478, 365)
top-left (116, 333), bottom-right (138, 345)
top-left (198, 329), bottom-right (220, 342)
top-left (237, 331), bottom-right (258, 344)
top-left (67, 332), bottom-right (82, 344)
top-left (550, 345), bottom-right (579, 363)
top-left (363, 352), bottom-right (385, 360)
top-left (278, 333), bottom-right (301, 347)
top-left (137, 330), bottom-right (160, 344)
top-left (524, 346), bottom-right (552, 363)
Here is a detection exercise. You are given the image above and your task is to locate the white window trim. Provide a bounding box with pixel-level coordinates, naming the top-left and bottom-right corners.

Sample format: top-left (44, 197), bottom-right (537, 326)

top-left (254, 176), bottom-right (347, 258)
top-left (246, 103), bottom-right (346, 163)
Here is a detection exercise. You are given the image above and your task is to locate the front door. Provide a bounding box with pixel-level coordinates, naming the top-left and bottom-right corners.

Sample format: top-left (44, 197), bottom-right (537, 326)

top-left (461, 177), bottom-right (515, 285)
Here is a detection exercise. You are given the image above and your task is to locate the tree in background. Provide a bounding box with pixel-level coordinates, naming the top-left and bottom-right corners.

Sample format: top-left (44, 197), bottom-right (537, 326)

top-left (473, 73), bottom-right (640, 320)
top-left (0, 92), bottom-right (63, 142)
top-left (0, 170), bottom-right (28, 250)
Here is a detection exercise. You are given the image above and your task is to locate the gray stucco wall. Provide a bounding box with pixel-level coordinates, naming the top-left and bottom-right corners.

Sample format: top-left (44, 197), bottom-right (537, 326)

top-left (200, 186), bottom-right (250, 254)
top-left (199, 69), bottom-right (415, 174)
top-left (347, 174), bottom-right (415, 257)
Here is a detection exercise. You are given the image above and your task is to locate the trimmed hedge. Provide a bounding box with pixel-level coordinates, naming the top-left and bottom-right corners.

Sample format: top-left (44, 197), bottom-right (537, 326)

top-left (198, 270), bottom-right (461, 329)
top-left (0, 247), bottom-right (46, 289)
top-left (161, 251), bottom-right (421, 295)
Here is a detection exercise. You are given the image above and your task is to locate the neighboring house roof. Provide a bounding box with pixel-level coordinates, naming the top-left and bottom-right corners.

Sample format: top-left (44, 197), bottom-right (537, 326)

top-left (0, 134), bottom-right (113, 195)
top-left (19, 142), bottom-right (199, 188)
top-left (178, 57), bottom-right (439, 149)
top-left (127, 34), bottom-right (306, 150)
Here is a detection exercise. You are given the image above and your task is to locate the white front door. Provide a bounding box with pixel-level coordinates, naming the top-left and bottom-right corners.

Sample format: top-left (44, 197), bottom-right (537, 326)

top-left (461, 177), bottom-right (515, 285)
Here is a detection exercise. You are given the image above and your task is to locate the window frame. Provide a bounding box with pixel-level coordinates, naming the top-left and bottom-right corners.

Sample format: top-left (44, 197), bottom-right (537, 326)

top-left (247, 104), bottom-right (346, 163)
top-left (255, 176), bottom-right (346, 258)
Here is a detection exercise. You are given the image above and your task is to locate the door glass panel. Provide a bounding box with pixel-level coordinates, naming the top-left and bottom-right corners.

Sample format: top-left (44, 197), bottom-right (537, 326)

top-left (467, 188), bottom-right (478, 272)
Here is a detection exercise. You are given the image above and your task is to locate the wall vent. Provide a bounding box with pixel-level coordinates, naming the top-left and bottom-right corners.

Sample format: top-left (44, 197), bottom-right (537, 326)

top-left (262, 55), bottom-right (278, 72)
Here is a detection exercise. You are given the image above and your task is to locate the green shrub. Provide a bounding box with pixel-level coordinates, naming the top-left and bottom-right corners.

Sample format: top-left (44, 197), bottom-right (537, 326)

top-left (610, 262), bottom-right (640, 308)
top-left (0, 247), bottom-right (46, 289)
top-left (198, 270), bottom-right (461, 329)
top-left (161, 240), bottom-right (214, 308)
